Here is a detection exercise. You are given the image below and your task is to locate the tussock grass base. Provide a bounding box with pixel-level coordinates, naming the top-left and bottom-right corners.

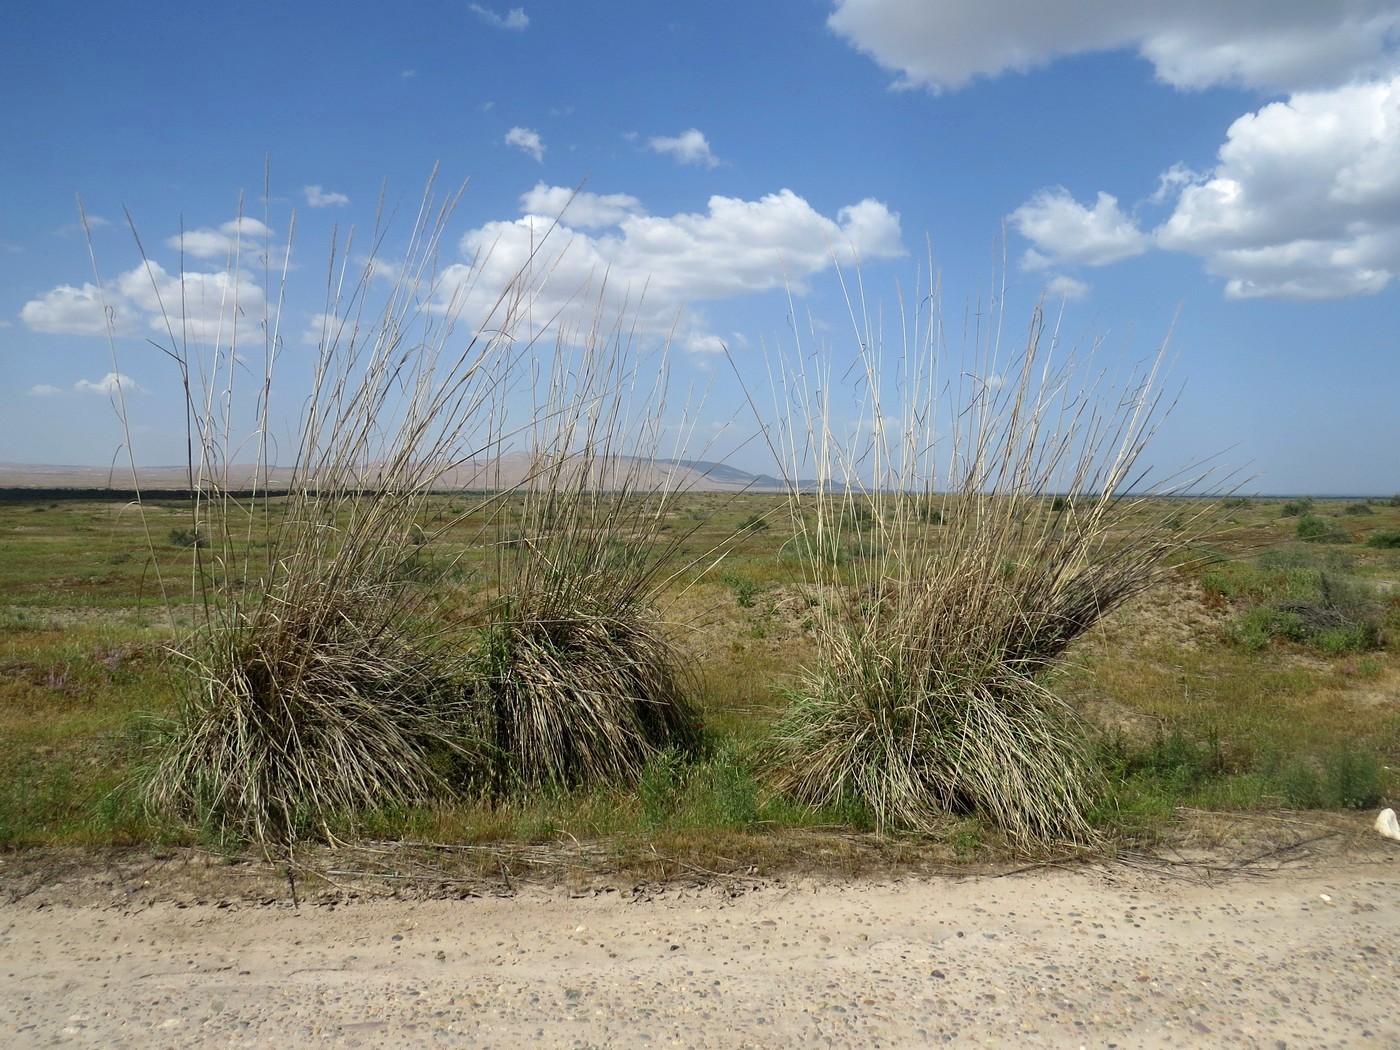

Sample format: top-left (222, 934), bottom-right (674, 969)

top-left (472, 602), bottom-right (698, 791)
top-left (771, 639), bottom-right (1098, 844)
top-left (146, 601), bottom-right (479, 846)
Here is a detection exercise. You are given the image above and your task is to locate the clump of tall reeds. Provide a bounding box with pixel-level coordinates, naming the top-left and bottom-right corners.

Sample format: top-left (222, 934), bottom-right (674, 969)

top-left (763, 267), bottom-right (1221, 847)
top-left (101, 173), bottom-right (731, 844)
top-left (118, 173), bottom-right (558, 844)
top-left (466, 305), bottom-right (706, 793)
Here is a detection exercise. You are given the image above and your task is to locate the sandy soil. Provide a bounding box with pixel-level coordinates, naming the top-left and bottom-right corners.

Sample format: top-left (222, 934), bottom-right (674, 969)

top-left (2, 844), bottom-right (1397, 1048)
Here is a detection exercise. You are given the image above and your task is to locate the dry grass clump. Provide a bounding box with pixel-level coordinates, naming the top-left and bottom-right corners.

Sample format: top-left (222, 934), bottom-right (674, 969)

top-left (467, 316), bottom-right (706, 793)
top-left (148, 595), bottom-right (478, 844)
top-left (764, 270), bottom-right (1221, 848)
top-left (115, 174), bottom-right (563, 845)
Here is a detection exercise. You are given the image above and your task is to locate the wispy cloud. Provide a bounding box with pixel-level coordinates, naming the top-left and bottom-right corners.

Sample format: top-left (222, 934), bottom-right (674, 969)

top-left (29, 372), bottom-right (149, 397)
top-left (470, 4), bottom-right (528, 30)
top-left (303, 184), bottom-right (350, 208)
top-left (53, 215), bottom-right (112, 237)
top-left (648, 128), bottom-right (720, 168)
top-left (505, 126), bottom-right (545, 162)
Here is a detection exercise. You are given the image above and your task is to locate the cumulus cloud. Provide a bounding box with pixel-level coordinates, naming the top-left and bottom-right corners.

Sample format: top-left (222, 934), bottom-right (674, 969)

top-left (647, 129), bottom-right (721, 168)
top-left (1010, 189), bottom-right (1151, 269)
top-left (519, 184), bottom-right (643, 228)
top-left (1015, 75), bottom-right (1400, 299)
top-left (867, 5), bottom-right (1400, 299)
top-left (303, 184), bottom-right (349, 207)
top-left (470, 4), bottom-right (528, 30)
top-left (438, 185), bottom-right (904, 358)
top-left (21, 282), bottom-right (131, 335)
top-left (828, 0), bottom-right (1400, 94)
top-left (164, 217), bottom-right (278, 262)
top-left (505, 126), bottom-right (545, 162)
top-left (21, 251), bottom-right (267, 345)
top-left (29, 372), bottom-right (148, 397)
top-left (1043, 274), bottom-right (1091, 301)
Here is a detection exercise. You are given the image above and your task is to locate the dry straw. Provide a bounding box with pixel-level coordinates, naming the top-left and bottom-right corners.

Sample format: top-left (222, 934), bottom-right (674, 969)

top-left (113, 171), bottom-right (566, 844)
top-left (467, 290), bottom-right (723, 792)
top-left (761, 258), bottom-right (1223, 847)
top-left (95, 173), bottom-right (733, 846)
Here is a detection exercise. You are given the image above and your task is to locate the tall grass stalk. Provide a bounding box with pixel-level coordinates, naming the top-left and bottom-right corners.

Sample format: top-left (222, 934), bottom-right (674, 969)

top-left (762, 260), bottom-right (1223, 847)
top-left (469, 293), bottom-right (724, 792)
top-left (113, 172), bottom-right (578, 845)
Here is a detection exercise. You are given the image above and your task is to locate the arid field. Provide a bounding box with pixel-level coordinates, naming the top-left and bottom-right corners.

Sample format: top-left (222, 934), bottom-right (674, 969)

top-left (2, 489), bottom-right (1398, 1046)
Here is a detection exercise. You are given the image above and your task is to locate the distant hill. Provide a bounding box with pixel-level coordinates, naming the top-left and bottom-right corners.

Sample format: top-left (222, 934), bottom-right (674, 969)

top-left (0, 457), bottom-right (804, 494)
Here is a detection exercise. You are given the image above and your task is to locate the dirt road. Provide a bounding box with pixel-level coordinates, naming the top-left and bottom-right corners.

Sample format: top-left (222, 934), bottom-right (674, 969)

top-left (2, 845), bottom-right (1397, 1048)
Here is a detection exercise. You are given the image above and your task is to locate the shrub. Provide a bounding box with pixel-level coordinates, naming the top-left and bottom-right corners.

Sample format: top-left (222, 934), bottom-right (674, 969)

top-left (721, 572), bottom-right (759, 608)
top-left (472, 604), bottom-right (697, 791)
top-left (1345, 503), bottom-right (1374, 516)
top-left (135, 178), bottom-right (527, 845)
top-left (1281, 498), bottom-right (1313, 517)
top-left (128, 175), bottom-right (715, 844)
top-left (764, 288), bottom-right (1223, 848)
top-left (1323, 743), bottom-right (1383, 809)
top-left (1295, 515), bottom-right (1349, 544)
top-left (147, 603), bottom-right (479, 844)
top-left (168, 527), bottom-right (207, 549)
top-left (465, 332), bottom-right (711, 796)
top-left (1224, 567), bottom-right (1384, 654)
top-left (1365, 530), bottom-right (1400, 549)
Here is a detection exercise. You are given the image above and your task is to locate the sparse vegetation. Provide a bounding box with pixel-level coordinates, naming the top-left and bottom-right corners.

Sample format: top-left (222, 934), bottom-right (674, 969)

top-left (759, 275), bottom-right (1227, 849)
top-left (1, 189), bottom-right (1395, 865)
top-left (1296, 514), bottom-right (1350, 544)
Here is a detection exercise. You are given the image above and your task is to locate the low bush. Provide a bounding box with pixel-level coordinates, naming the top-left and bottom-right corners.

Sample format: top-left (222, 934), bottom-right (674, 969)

top-left (765, 296), bottom-right (1223, 848)
top-left (168, 527), bottom-right (207, 549)
top-left (1295, 515), bottom-right (1349, 544)
top-left (1365, 530), bottom-right (1400, 549)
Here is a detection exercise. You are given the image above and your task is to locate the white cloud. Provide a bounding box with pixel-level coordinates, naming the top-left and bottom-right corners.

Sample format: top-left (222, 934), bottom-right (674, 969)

top-left (828, 1), bottom-right (1400, 94)
top-left (53, 215), bottom-right (112, 236)
top-left (647, 128), bottom-right (721, 168)
top-left (1043, 274), bottom-right (1091, 301)
top-left (164, 217), bottom-right (277, 261)
top-left (115, 260), bottom-right (267, 343)
top-left (505, 126), bottom-right (545, 162)
top-left (20, 282), bottom-right (130, 335)
top-left (303, 184), bottom-right (349, 207)
top-left (22, 253), bottom-right (267, 345)
top-left (470, 4), bottom-right (528, 30)
top-left (520, 184), bottom-right (644, 228)
top-left (684, 333), bottom-right (728, 357)
top-left (1016, 75), bottom-right (1400, 300)
top-left (439, 186), bottom-right (904, 358)
top-left (29, 372), bottom-right (148, 397)
top-left (75, 372), bottom-right (149, 395)
top-left (828, 2), bottom-right (1400, 298)
top-left (1010, 189), bottom-right (1151, 269)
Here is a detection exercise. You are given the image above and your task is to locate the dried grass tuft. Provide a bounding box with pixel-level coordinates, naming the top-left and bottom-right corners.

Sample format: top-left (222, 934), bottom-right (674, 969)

top-left (467, 304), bottom-right (709, 793)
top-left (762, 260), bottom-right (1226, 848)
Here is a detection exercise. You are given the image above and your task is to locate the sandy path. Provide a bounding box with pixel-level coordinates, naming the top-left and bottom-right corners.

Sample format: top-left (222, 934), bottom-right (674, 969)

top-left (2, 853), bottom-right (1397, 1048)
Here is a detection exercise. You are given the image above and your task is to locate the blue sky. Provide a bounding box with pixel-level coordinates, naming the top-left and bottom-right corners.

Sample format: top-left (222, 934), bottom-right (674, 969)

top-left (3, 1), bottom-right (1399, 494)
